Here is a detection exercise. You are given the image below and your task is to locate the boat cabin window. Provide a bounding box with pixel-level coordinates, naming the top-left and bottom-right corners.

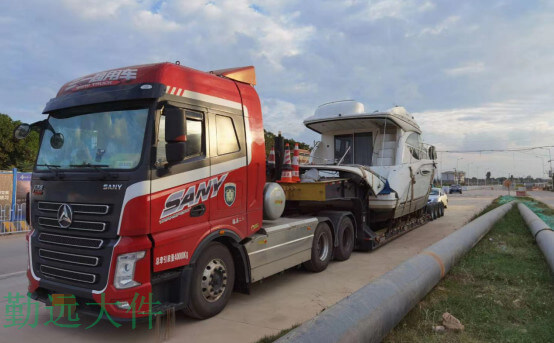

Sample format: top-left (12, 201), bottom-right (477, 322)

top-left (334, 132), bottom-right (373, 165)
top-left (404, 132), bottom-right (428, 161)
top-left (335, 135), bottom-right (352, 164)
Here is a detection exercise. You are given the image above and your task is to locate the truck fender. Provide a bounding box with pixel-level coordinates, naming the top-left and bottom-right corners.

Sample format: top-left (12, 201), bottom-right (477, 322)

top-left (189, 229), bottom-right (251, 294)
top-left (315, 211), bottom-right (356, 248)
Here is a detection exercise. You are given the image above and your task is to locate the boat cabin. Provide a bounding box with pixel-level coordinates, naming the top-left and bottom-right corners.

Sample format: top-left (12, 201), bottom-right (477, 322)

top-left (304, 101), bottom-right (430, 167)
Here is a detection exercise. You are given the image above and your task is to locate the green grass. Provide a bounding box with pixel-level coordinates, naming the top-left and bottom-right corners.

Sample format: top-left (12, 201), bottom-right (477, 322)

top-left (468, 196), bottom-right (504, 222)
top-left (385, 205), bottom-right (554, 343)
top-left (254, 324), bottom-right (299, 343)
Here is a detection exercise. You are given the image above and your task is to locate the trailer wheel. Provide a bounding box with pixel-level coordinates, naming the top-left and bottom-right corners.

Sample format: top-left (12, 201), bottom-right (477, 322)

top-left (434, 203), bottom-right (440, 219)
top-left (184, 242), bottom-right (235, 319)
top-left (334, 217), bottom-right (354, 261)
top-left (303, 222), bottom-right (333, 272)
top-left (439, 203), bottom-right (445, 217)
top-left (429, 204), bottom-right (436, 220)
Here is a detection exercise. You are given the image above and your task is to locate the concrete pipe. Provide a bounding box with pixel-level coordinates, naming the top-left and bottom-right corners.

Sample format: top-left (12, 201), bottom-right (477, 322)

top-left (518, 203), bottom-right (554, 274)
top-left (277, 201), bottom-right (514, 343)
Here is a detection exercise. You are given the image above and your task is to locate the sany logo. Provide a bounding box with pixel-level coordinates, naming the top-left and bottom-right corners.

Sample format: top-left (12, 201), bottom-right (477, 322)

top-left (160, 174), bottom-right (228, 222)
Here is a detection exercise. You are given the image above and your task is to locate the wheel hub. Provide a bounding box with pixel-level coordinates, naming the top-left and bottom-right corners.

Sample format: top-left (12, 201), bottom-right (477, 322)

top-left (201, 258), bottom-right (227, 302)
top-left (317, 234), bottom-right (329, 261)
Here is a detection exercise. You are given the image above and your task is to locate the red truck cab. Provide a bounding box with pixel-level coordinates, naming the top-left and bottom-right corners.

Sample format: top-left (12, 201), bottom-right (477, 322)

top-left (26, 62), bottom-right (266, 319)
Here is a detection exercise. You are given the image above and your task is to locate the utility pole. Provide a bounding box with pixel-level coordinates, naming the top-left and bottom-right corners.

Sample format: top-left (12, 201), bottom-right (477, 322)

top-left (541, 147), bottom-right (553, 191)
top-left (456, 157), bottom-right (463, 184)
top-left (440, 152), bottom-right (443, 188)
top-left (548, 148), bottom-right (554, 192)
top-left (548, 158), bottom-right (554, 192)
top-left (467, 162), bottom-right (472, 186)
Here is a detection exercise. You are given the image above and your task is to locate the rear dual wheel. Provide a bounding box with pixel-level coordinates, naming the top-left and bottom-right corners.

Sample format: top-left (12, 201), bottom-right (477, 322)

top-left (303, 222), bottom-right (333, 272)
top-left (334, 217), bottom-right (355, 261)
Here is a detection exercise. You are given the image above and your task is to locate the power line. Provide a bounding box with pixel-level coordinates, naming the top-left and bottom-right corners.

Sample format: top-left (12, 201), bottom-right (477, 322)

top-left (437, 145), bottom-right (554, 153)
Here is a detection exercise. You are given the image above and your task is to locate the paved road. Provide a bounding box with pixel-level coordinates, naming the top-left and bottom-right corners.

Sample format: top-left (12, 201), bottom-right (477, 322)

top-left (0, 189), bottom-right (503, 343)
top-left (528, 190), bottom-right (554, 208)
top-left (0, 233), bottom-right (28, 276)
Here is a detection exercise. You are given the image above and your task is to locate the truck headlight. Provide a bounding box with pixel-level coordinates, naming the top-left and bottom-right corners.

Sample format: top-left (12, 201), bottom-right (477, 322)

top-left (114, 251), bottom-right (145, 289)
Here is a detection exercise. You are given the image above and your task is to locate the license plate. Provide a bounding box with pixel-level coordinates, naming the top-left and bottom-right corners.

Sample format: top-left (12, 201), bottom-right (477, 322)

top-left (51, 294), bottom-right (77, 306)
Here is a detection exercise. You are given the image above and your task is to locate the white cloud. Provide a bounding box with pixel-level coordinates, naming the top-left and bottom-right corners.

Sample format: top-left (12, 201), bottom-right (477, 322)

top-left (415, 98), bottom-right (554, 177)
top-left (362, 0), bottom-right (435, 21)
top-left (1, 1), bottom-right (554, 178)
top-left (60, 0), bottom-right (139, 20)
top-left (443, 62), bottom-right (485, 76)
top-left (261, 98), bottom-right (308, 137)
top-left (417, 15), bottom-right (459, 36)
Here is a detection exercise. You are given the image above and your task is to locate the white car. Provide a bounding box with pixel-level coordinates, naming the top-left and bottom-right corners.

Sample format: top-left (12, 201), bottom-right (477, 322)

top-left (428, 187), bottom-right (448, 208)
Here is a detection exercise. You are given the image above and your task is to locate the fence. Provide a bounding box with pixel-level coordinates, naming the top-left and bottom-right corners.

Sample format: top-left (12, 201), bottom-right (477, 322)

top-left (0, 168), bottom-right (31, 235)
top-left (0, 203), bottom-right (29, 235)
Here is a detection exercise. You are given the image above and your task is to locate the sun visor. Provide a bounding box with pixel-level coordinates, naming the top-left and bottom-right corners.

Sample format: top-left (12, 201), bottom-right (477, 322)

top-left (210, 66), bottom-right (256, 85)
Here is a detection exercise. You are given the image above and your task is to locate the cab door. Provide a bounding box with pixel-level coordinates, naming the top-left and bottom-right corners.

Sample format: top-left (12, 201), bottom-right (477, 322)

top-left (208, 110), bottom-right (248, 237)
top-left (150, 103), bottom-right (212, 272)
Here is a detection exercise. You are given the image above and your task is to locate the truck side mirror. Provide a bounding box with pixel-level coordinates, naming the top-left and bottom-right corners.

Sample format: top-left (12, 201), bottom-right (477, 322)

top-left (164, 107), bottom-right (187, 164)
top-left (14, 124), bottom-right (31, 140)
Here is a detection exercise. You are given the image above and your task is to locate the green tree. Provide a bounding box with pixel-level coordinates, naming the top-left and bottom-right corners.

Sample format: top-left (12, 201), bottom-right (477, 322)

top-left (0, 114), bottom-right (39, 171)
top-left (263, 129), bottom-right (310, 156)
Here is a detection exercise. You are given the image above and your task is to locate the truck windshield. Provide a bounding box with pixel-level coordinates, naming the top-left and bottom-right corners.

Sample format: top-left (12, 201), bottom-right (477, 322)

top-left (36, 108), bottom-right (148, 170)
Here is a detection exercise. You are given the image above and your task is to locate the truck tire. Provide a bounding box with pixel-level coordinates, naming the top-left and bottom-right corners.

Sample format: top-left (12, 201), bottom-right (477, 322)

top-left (303, 222), bottom-right (333, 272)
top-left (426, 205), bottom-right (432, 220)
top-left (334, 217), bottom-right (354, 261)
top-left (439, 202), bottom-right (445, 217)
top-left (434, 203), bottom-right (440, 219)
top-left (184, 242), bottom-right (235, 319)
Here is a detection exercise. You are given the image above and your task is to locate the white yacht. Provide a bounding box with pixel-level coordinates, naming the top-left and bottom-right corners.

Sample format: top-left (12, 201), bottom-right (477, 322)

top-left (302, 100), bottom-right (437, 224)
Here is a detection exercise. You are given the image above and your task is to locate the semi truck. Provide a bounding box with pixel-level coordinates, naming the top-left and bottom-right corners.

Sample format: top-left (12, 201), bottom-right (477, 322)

top-left (15, 62), bottom-right (440, 320)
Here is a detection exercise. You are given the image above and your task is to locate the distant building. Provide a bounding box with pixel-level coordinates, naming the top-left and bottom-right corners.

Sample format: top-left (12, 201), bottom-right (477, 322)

top-left (441, 170), bottom-right (465, 184)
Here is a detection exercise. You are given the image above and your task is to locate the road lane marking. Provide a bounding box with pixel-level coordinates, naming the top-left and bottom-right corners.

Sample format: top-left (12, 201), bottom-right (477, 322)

top-left (0, 270), bottom-right (26, 280)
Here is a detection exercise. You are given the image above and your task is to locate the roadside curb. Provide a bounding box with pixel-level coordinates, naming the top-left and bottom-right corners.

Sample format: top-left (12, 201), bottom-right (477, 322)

top-left (277, 201), bottom-right (514, 343)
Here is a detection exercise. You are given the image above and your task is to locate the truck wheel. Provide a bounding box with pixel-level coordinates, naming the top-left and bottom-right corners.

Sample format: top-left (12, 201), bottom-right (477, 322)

top-left (303, 222), bottom-right (332, 272)
top-left (434, 204), bottom-right (440, 219)
top-left (334, 217), bottom-right (354, 261)
top-left (184, 242), bottom-right (235, 319)
top-left (429, 204), bottom-right (436, 220)
top-left (439, 203), bottom-right (445, 217)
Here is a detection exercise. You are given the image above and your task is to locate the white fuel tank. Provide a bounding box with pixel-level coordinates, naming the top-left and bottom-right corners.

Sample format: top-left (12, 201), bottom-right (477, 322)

top-left (263, 182), bottom-right (286, 220)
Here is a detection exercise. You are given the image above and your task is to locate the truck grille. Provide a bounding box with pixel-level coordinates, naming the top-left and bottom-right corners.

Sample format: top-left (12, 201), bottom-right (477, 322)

top-left (39, 233), bottom-right (103, 249)
top-left (40, 265), bottom-right (96, 284)
top-left (32, 201), bottom-right (116, 290)
top-left (39, 249), bottom-right (99, 267)
top-left (38, 217), bottom-right (106, 232)
top-left (38, 201), bottom-right (109, 215)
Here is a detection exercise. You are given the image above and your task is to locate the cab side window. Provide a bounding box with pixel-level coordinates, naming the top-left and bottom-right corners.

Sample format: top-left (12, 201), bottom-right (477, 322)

top-left (186, 111), bottom-right (204, 157)
top-left (215, 115), bottom-right (240, 155)
top-left (156, 108), bottom-right (205, 166)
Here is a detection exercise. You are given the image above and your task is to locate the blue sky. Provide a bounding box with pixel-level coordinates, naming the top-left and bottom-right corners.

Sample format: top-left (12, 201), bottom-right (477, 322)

top-left (1, 0), bottom-right (553, 178)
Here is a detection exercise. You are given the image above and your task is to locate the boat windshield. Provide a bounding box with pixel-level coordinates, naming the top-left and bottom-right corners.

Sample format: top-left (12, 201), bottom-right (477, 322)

top-left (36, 107), bottom-right (149, 170)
